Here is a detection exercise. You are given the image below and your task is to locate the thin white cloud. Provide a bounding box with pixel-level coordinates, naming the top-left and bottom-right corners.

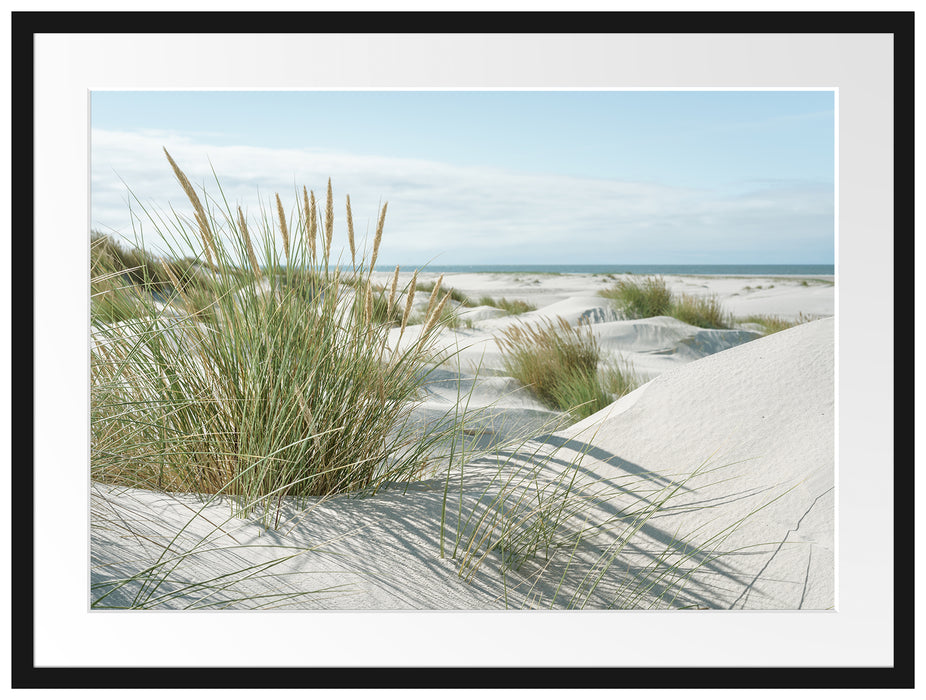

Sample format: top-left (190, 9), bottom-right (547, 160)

top-left (91, 128), bottom-right (833, 265)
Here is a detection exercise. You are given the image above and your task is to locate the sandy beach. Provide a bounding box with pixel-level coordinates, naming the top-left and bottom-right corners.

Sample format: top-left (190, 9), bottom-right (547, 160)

top-left (91, 270), bottom-right (834, 610)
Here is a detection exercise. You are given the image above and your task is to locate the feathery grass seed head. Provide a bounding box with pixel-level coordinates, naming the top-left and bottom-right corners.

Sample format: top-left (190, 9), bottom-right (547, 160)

top-left (401, 270), bottom-right (418, 335)
top-left (425, 274), bottom-right (444, 318)
top-left (346, 195), bottom-right (356, 268)
top-left (163, 148), bottom-right (216, 269)
top-left (387, 265), bottom-right (400, 317)
top-left (423, 290), bottom-right (452, 336)
top-left (324, 179), bottom-right (334, 260)
top-left (370, 201), bottom-right (387, 272)
top-left (275, 194), bottom-right (290, 264)
top-left (303, 187), bottom-right (317, 260)
top-left (363, 280), bottom-right (372, 324)
top-left (159, 259), bottom-right (186, 303)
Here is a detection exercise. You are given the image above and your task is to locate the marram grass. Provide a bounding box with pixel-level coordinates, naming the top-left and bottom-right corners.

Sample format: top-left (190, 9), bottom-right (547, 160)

top-left (495, 316), bottom-right (640, 421)
top-left (600, 276), bottom-right (731, 329)
top-left (600, 276), bottom-right (672, 318)
top-left (440, 429), bottom-right (784, 610)
top-left (477, 295), bottom-right (537, 315)
top-left (416, 279), bottom-right (473, 307)
top-left (91, 151), bottom-right (464, 525)
top-left (737, 312), bottom-right (817, 335)
top-left (670, 293), bottom-right (731, 329)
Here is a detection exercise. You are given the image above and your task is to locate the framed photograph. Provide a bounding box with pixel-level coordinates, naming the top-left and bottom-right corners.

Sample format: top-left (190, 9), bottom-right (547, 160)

top-left (15, 8), bottom-right (910, 690)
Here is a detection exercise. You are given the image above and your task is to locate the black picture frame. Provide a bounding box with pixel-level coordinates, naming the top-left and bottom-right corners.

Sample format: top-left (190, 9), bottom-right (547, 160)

top-left (12, 9), bottom-right (913, 690)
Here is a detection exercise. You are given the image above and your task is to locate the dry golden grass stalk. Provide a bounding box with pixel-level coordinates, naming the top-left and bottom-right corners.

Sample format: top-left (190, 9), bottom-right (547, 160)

top-left (292, 382), bottom-right (324, 456)
top-left (324, 178), bottom-right (334, 261)
top-left (159, 259), bottom-right (189, 306)
top-left (238, 206), bottom-right (262, 280)
top-left (425, 274), bottom-right (444, 319)
top-left (364, 280), bottom-right (373, 327)
top-left (275, 193), bottom-right (290, 264)
top-left (303, 186), bottom-right (317, 261)
top-left (370, 202), bottom-right (387, 272)
top-left (346, 195), bottom-right (356, 269)
top-left (387, 265), bottom-right (400, 318)
top-left (329, 267), bottom-right (342, 308)
top-left (401, 270), bottom-right (418, 337)
top-left (422, 290), bottom-right (452, 337)
top-left (163, 149), bottom-right (216, 269)
top-left (156, 260), bottom-right (218, 332)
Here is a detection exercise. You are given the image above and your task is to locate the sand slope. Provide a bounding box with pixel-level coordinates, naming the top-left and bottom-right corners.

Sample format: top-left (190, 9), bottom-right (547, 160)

top-left (554, 316), bottom-right (834, 609)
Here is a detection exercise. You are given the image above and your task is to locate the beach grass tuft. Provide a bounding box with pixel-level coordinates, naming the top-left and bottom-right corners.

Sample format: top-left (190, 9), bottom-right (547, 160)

top-left (477, 296), bottom-right (537, 315)
top-left (91, 152), bottom-right (467, 525)
top-left (737, 312), bottom-right (817, 335)
top-left (417, 280), bottom-right (473, 308)
top-left (600, 354), bottom-right (643, 399)
top-left (494, 317), bottom-right (639, 421)
top-left (600, 276), bottom-right (673, 318)
top-left (670, 293), bottom-right (731, 329)
top-left (600, 276), bottom-right (730, 329)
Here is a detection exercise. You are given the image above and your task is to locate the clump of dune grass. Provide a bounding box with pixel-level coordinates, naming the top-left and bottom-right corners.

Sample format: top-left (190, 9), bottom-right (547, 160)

top-left (600, 276), bottom-right (730, 329)
top-left (416, 280), bottom-right (473, 307)
top-left (495, 317), bottom-right (618, 421)
top-left (438, 303), bottom-right (472, 330)
top-left (91, 150), bottom-right (463, 526)
top-left (737, 312), bottom-right (817, 335)
top-left (477, 296), bottom-right (537, 315)
top-left (600, 354), bottom-right (642, 399)
top-left (600, 276), bottom-right (673, 318)
top-left (670, 293), bottom-right (731, 329)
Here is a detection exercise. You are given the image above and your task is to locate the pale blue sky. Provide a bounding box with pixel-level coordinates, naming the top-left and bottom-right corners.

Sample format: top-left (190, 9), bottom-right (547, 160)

top-left (91, 90), bottom-right (835, 266)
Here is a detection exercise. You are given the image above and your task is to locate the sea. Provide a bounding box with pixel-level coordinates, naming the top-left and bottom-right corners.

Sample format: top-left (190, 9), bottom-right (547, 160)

top-left (373, 264), bottom-right (834, 276)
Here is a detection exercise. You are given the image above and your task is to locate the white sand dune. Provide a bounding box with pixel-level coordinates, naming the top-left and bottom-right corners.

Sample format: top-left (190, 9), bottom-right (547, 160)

top-left (558, 316), bottom-right (834, 609)
top-left (90, 273), bottom-right (834, 610)
top-left (381, 271), bottom-right (834, 322)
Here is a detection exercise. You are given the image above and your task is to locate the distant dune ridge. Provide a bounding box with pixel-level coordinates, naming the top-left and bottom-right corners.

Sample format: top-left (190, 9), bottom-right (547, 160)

top-left (91, 271), bottom-right (834, 610)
